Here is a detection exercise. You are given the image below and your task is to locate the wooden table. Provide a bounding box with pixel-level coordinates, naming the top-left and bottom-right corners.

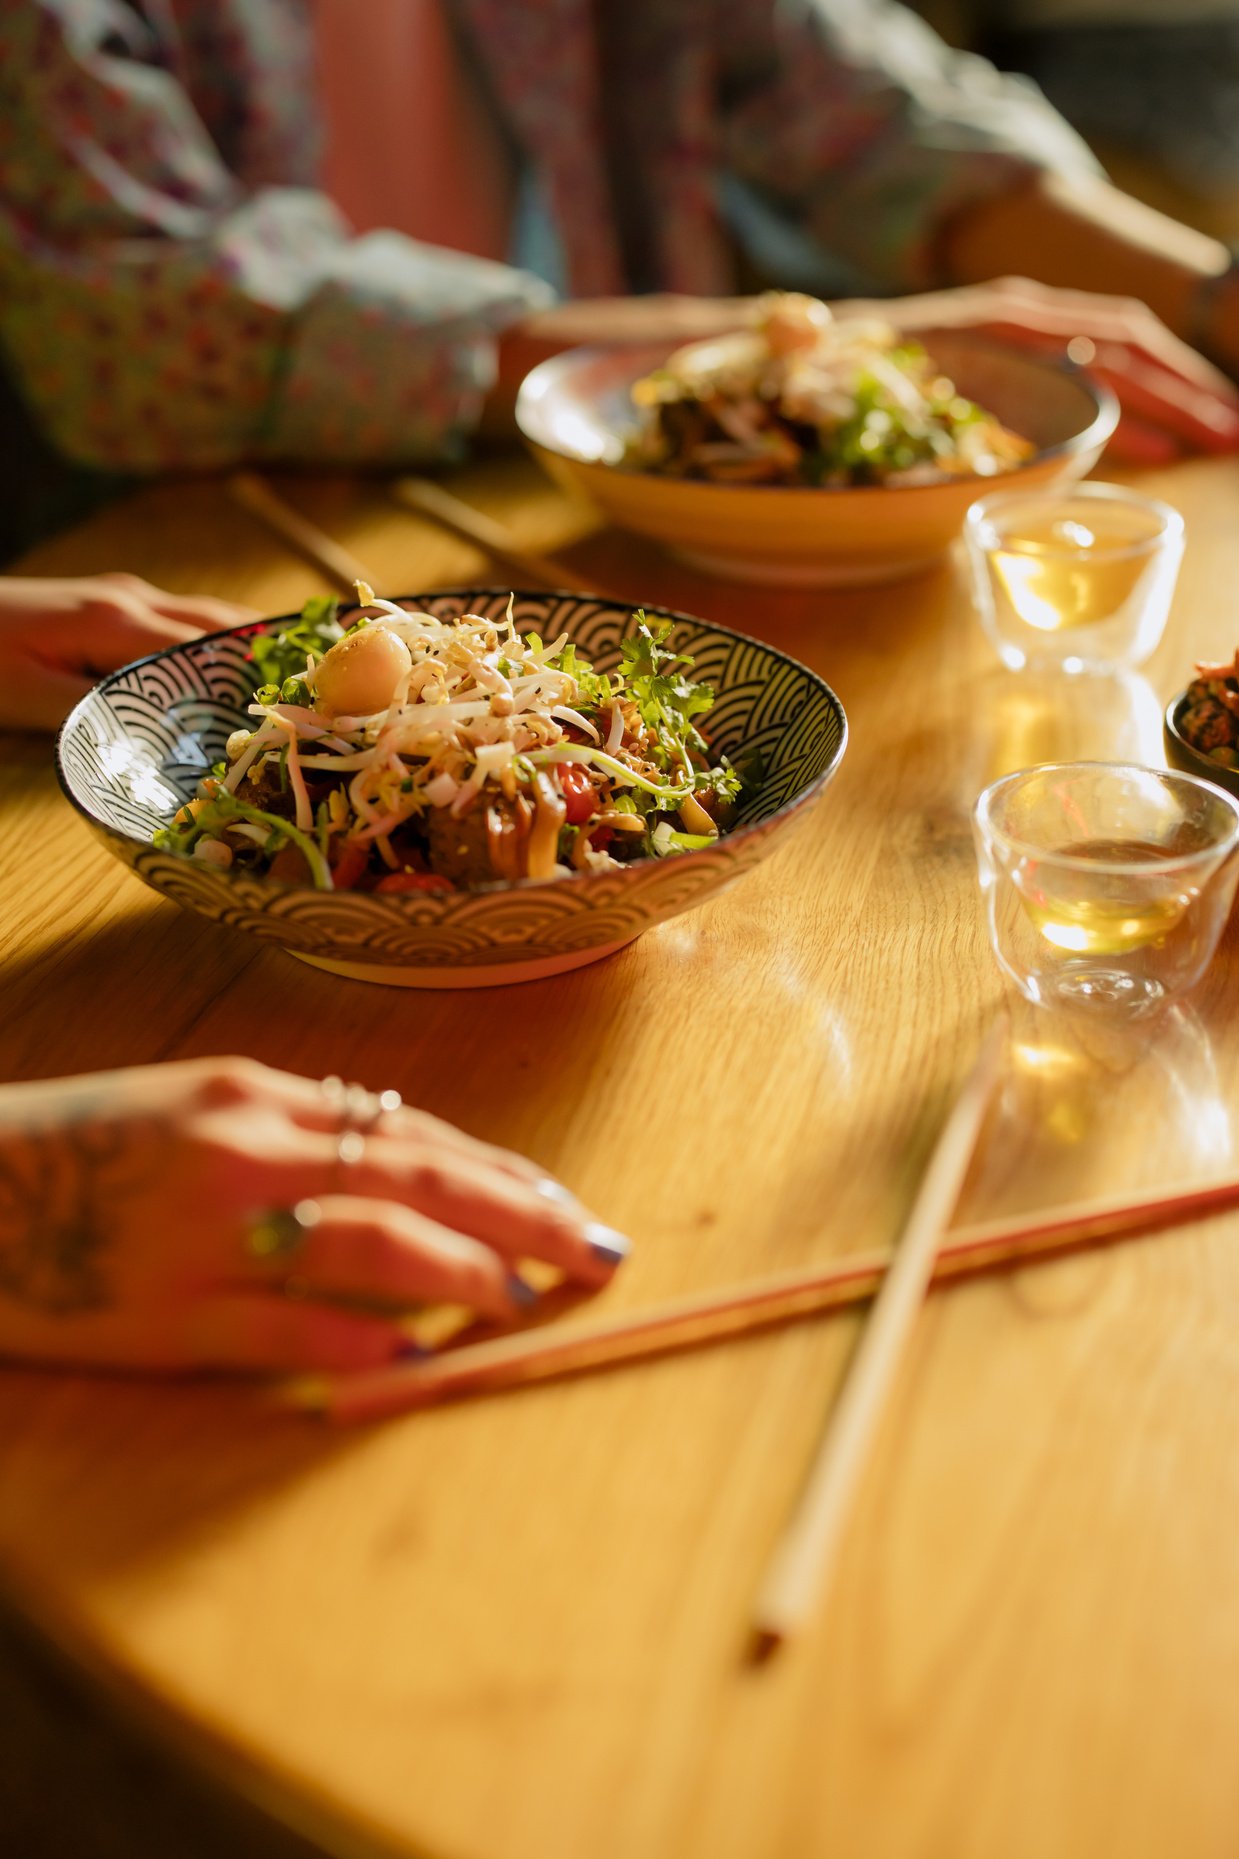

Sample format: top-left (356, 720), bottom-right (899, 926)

top-left (4, 454), bottom-right (1239, 1859)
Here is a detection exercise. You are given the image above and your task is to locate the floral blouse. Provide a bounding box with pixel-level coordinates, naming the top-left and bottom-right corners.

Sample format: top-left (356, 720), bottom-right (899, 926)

top-left (0, 0), bottom-right (1098, 475)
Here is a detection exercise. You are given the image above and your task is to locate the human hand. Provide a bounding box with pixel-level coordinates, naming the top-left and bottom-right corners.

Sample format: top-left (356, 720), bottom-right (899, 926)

top-left (483, 293), bottom-right (756, 434)
top-left (0, 1058), bottom-right (629, 1374)
top-left (835, 276), bottom-right (1239, 464)
top-left (0, 573), bottom-right (259, 731)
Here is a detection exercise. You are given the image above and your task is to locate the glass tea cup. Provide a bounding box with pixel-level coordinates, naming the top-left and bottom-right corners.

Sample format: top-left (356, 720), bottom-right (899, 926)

top-left (964, 483), bottom-right (1184, 673)
top-left (973, 761), bottom-right (1239, 1016)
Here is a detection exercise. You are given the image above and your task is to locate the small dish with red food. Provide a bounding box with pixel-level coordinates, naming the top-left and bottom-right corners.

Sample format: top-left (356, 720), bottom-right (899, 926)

top-left (1165, 650), bottom-right (1239, 802)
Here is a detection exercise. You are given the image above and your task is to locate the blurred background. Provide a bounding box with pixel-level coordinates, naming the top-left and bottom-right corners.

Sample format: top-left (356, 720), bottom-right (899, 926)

top-left (911, 0), bottom-right (1239, 239)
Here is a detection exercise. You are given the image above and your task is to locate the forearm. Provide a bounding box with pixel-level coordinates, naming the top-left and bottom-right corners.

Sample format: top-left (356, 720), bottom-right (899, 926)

top-left (720, 0), bottom-right (1102, 292)
top-left (941, 169), bottom-right (1230, 345)
top-left (0, 199), bottom-right (551, 474)
top-left (258, 231), bottom-right (552, 466)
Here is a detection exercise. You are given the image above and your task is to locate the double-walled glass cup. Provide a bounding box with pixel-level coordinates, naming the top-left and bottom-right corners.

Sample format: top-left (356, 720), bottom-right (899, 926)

top-left (965, 483), bottom-right (1184, 673)
top-left (973, 762), bottom-right (1239, 1015)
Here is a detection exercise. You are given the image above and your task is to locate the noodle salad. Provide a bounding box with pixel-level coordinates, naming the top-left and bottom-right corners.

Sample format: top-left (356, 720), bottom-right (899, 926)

top-left (154, 589), bottom-right (745, 893)
top-left (624, 292), bottom-right (1033, 489)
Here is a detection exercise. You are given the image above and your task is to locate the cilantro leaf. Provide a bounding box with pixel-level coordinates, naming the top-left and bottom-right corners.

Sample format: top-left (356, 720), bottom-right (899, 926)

top-left (249, 596), bottom-right (344, 692)
top-left (552, 641), bottom-right (612, 709)
top-left (617, 611), bottom-right (716, 764)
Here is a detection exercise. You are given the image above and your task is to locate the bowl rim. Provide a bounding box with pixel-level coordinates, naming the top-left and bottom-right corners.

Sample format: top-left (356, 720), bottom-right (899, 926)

top-left (965, 479), bottom-right (1185, 559)
top-left (55, 587), bottom-right (849, 908)
top-left (515, 330), bottom-right (1120, 496)
top-left (974, 753), bottom-right (1239, 872)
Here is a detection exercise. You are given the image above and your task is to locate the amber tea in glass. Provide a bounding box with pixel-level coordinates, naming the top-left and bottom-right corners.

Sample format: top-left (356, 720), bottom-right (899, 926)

top-left (966, 485), bottom-right (1183, 673)
top-left (974, 763), bottom-right (1239, 1015)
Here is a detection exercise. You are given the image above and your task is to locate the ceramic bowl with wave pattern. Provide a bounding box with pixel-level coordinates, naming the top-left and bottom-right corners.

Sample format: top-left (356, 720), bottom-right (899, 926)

top-left (56, 590), bottom-right (847, 988)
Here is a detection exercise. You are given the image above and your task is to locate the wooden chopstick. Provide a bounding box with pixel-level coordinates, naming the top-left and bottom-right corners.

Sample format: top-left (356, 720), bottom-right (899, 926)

top-left (291, 1160), bottom-right (1239, 1427)
top-left (226, 472), bottom-right (375, 596)
top-left (749, 1023), bottom-right (1005, 1655)
top-left (228, 466), bottom-right (595, 596)
top-left (392, 476), bottom-right (593, 591)
top-left (298, 1165), bottom-right (1239, 1422)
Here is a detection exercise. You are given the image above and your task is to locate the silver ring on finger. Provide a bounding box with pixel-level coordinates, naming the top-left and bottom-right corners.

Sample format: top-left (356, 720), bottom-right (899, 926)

top-left (322, 1076), bottom-right (403, 1185)
top-left (321, 1076), bottom-right (403, 1135)
top-left (336, 1127), bottom-right (367, 1170)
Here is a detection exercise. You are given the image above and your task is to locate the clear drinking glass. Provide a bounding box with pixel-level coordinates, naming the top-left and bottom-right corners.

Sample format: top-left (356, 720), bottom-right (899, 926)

top-left (973, 762), bottom-right (1239, 1015)
top-left (965, 483), bottom-right (1184, 673)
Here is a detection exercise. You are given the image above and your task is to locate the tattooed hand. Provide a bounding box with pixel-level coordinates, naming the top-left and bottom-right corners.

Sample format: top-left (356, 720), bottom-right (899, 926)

top-left (0, 574), bottom-right (258, 731)
top-left (0, 1059), bottom-right (629, 1373)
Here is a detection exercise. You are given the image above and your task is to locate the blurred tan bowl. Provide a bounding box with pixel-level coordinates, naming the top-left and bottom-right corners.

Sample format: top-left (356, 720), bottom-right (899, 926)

top-left (516, 331), bottom-right (1118, 588)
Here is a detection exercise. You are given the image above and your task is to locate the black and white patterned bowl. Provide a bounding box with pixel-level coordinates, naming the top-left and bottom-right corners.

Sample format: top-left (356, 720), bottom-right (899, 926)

top-left (56, 590), bottom-right (847, 988)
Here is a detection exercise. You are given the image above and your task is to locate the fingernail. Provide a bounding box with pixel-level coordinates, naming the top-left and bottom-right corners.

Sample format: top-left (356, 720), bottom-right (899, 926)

top-left (537, 1177), bottom-right (578, 1209)
top-left (507, 1272), bottom-right (540, 1308)
top-left (585, 1223), bottom-right (631, 1268)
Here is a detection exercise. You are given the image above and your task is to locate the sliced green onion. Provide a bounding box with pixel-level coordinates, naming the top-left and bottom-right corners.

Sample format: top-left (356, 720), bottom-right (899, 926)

top-left (529, 744), bottom-right (694, 804)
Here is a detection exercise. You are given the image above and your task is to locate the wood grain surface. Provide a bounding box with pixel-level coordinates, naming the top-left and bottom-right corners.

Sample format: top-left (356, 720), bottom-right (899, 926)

top-left (4, 455), bottom-right (1239, 1859)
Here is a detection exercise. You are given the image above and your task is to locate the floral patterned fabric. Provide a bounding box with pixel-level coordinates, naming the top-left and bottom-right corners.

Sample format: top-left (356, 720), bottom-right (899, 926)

top-left (0, 0), bottom-right (1098, 476)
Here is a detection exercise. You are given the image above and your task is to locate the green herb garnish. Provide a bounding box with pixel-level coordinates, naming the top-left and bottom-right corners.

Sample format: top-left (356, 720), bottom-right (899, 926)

top-left (154, 792), bottom-right (332, 889)
top-left (249, 595), bottom-right (344, 694)
top-left (619, 612), bottom-right (716, 760)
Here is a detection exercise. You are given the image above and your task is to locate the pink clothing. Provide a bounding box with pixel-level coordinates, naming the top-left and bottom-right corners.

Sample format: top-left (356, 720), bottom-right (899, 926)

top-left (0, 0), bottom-right (1102, 481)
top-left (314, 0), bottom-right (515, 261)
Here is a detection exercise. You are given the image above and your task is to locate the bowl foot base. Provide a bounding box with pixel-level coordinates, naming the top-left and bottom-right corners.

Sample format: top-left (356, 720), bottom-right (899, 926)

top-left (1046, 967), bottom-right (1168, 1017)
top-left (289, 936), bottom-right (638, 989)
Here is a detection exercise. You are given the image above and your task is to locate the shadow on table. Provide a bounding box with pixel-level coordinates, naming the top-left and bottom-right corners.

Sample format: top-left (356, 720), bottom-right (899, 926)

top-left (0, 1589), bottom-right (328, 1859)
top-left (536, 526), bottom-right (960, 668)
top-left (0, 899), bottom-right (259, 1080)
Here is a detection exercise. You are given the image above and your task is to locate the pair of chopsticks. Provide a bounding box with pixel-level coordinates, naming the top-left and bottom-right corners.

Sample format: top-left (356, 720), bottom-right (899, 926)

top-left (391, 477), bottom-right (594, 591)
top-left (226, 472), bottom-right (588, 596)
top-left (290, 1024), bottom-right (1239, 1649)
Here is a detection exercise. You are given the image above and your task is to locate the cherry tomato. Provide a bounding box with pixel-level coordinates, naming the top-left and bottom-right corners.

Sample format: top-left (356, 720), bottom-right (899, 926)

top-left (330, 839), bottom-right (370, 890)
top-left (374, 871), bottom-right (455, 895)
top-left (559, 762), bottom-right (596, 824)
